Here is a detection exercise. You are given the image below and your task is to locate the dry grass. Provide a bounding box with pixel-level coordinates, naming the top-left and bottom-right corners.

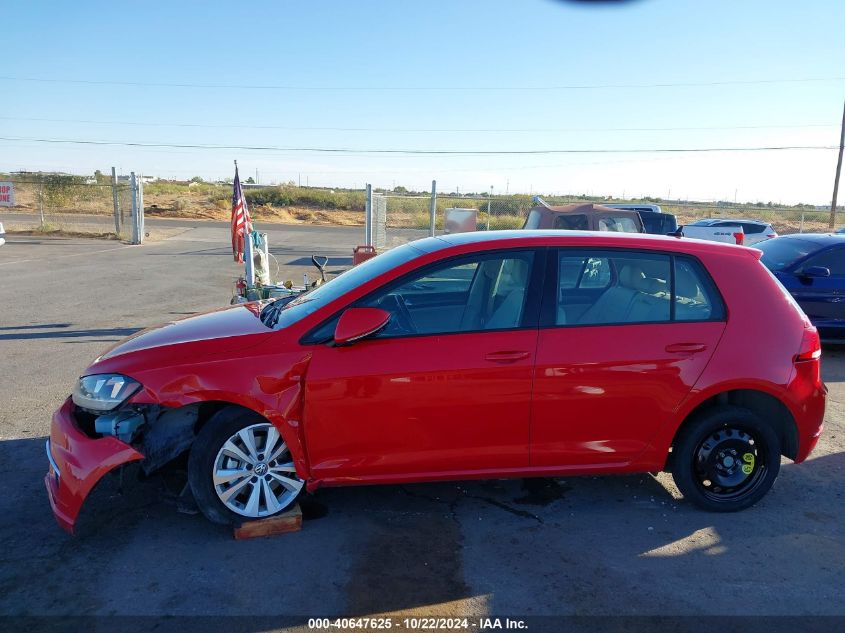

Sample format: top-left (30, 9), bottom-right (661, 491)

top-left (7, 227), bottom-right (119, 240)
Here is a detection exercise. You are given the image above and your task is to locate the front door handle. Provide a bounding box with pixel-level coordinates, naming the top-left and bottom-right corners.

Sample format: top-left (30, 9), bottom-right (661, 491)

top-left (485, 350), bottom-right (530, 363)
top-left (665, 343), bottom-right (707, 354)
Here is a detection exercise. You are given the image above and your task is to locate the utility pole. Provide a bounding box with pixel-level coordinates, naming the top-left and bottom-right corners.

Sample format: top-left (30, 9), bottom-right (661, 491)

top-left (829, 99), bottom-right (845, 229)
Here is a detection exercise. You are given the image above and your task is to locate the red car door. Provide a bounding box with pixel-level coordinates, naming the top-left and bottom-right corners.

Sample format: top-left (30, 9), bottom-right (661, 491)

top-left (530, 249), bottom-right (727, 467)
top-left (302, 249), bottom-right (543, 482)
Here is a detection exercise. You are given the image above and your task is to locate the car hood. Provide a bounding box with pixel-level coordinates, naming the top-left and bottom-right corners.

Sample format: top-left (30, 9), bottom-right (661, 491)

top-left (98, 303), bottom-right (271, 361)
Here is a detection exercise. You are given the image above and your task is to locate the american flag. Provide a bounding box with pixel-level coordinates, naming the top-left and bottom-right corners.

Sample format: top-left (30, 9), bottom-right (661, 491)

top-left (231, 166), bottom-right (253, 263)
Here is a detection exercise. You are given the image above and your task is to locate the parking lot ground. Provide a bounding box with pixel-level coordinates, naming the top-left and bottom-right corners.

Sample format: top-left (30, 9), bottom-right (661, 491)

top-left (0, 224), bottom-right (844, 628)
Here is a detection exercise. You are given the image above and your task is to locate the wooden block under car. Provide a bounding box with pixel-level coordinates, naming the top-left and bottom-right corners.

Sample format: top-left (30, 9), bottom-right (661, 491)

top-left (233, 504), bottom-right (302, 540)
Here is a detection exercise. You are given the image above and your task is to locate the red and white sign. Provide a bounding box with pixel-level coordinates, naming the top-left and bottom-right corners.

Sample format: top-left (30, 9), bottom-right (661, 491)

top-left (0, 182), bottom-right (14, 207)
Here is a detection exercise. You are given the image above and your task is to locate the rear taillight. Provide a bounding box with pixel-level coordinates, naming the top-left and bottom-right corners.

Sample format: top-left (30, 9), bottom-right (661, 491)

top-left (733, 232), bottom-right (744, 245)
top-left (795, 326), bottom-right (821, 362)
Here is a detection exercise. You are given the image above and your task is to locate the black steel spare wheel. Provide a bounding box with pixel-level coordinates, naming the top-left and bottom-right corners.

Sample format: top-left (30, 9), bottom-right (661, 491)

top-left (671, 406), bottom-right (781, 512)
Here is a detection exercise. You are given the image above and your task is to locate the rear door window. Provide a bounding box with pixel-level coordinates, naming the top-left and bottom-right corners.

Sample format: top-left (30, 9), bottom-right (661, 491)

top-left (741, 222), bottom-right (766, 235)
top-left (674, 258), bottom-right (725, 321)
top-left (548, 249), bottom-right (724, 326)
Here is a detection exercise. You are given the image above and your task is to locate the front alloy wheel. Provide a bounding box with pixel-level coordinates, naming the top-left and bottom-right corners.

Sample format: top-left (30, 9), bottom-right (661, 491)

top-left (212, 423), bottom-right (303, 518)
top-left (189, 409), bottom-right (304, 525)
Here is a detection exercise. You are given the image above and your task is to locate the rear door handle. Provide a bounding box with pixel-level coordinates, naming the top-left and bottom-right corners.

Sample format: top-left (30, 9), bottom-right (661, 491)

top-left (665, 343), bottom-right (707, 354)
top-left (485, 350), bottom-right (530, 363)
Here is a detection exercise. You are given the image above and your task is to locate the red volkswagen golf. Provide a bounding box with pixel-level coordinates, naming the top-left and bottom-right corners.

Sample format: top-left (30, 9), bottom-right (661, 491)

top-left (46, 231), bottom-right (825, 532)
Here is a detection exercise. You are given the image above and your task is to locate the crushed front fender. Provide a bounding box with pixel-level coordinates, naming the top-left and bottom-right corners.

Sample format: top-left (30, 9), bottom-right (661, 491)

top-left (45, 398), bottom-right (144, 534)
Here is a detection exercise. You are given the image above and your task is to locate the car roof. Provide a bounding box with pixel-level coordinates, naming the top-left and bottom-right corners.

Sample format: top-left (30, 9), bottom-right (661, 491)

top-left (422, 230), bottom-right (761, 258)
top-left (529, 202), bottom-right (641, 217)
top-left (770, 233), bottom-right (845, 244)
top-left (695, 218), bottom-right (769, 225)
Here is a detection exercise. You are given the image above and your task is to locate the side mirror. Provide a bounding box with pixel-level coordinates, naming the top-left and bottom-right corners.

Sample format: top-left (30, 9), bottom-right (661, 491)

top-left (802, 266), bottom-right (831, 278)
top-left (334, 308), bottom-right (391, 346)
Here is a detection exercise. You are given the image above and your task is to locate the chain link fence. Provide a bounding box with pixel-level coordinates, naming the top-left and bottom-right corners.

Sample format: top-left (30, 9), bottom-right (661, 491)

top-left (0, 172), bottom-right (134, 238)
top-left (2, 173), bottom-right (841, 245)
top-left (379, 191), bottom-right (843, 236)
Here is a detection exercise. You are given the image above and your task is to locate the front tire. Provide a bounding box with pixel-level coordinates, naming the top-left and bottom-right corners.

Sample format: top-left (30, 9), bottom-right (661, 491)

top-left (188, 408), bottom-right (304, 525)
top-left (671, 406), bottom-right (780, 512)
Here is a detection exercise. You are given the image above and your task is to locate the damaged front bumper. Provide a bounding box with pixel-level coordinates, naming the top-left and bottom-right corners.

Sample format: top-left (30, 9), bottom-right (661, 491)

top-left (45, 398), bottom-right (144, 533)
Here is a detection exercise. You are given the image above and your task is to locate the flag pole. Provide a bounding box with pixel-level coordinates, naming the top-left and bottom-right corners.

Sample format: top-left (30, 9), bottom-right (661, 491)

top-left (236, 159), bottom-right (256, 289)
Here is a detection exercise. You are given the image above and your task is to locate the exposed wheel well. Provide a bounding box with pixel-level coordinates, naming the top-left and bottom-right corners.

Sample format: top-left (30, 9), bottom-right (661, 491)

top-left (669, 389), bottom-right (799, 466)
top-left (194, 401), bottom-right (265, 433)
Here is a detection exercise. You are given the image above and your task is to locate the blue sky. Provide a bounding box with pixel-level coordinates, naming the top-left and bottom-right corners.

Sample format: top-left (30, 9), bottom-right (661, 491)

top-left (2, 0), bottom-right (844, 203)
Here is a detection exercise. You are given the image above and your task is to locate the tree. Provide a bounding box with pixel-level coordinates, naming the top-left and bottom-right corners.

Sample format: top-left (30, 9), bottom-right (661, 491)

top-left (190, 176), bottom-right (204, 183)
top-left (392, 185), bottom-right (408, 194)
top-left (246, 176), bottom-right (255, 184)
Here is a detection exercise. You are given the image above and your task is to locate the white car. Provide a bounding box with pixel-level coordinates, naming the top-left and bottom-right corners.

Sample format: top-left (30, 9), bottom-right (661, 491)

top-left (0, 222), bottom-right (5, 247)
top-left (687, 218), bottom-right (777, 246)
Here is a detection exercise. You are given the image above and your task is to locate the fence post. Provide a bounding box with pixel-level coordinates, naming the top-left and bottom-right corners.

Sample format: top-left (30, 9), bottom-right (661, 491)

top-left (111, 167), bottom-right (121, 234)
top-left (138, 175), bottom-right (145, 244)
top-left (486, 185), bottom-right (492, 231)
top-left (38, 182), bottom-right (45, 229)
top-left (130, 172), bottom-right (140, 245)
top-left (365, 183), bottom-right (373, 246)
top-left (429, 180), bottom-right (437, 237)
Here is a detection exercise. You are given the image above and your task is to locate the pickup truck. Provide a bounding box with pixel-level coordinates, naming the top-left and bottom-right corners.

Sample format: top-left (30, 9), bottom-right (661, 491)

top-left (679, 224), bottom-right (745, 245)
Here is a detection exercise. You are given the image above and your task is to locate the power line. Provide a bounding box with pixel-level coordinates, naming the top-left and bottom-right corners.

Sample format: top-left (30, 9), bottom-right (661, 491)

top-left (0, 135), bottom-right (838, 155)
top-left (0, 115), bottom-right (838, 134)
top-left (1, 75), bottom-right (843, 91)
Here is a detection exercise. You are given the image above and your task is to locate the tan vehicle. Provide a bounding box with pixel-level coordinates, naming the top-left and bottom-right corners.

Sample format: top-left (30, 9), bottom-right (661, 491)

top-left (522, 202), bottom-right (645, 233)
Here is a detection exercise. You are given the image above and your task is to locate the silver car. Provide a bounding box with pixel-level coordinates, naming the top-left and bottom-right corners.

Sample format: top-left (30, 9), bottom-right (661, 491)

top-left (688, 219), bottom-right (777, 246)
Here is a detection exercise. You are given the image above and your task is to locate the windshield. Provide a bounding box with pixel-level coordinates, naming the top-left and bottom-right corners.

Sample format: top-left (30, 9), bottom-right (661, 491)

top-left (756, 237), bottom-right (817, 271)
top-left (523, 209), bottom-right (542, 229)
top-left (262, 242), bottom-right (426, 329)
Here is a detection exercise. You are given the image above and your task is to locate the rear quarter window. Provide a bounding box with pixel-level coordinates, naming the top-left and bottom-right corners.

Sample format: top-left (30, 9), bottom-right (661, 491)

top-left (674, 257), bottom-right (726, 321)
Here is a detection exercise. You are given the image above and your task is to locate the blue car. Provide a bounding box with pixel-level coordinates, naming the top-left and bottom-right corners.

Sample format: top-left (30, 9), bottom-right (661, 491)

top-left (757, 233), bottom-right (845, 341)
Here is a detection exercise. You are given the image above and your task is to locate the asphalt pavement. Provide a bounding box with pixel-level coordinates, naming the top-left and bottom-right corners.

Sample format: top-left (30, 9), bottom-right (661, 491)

top-left (0, 223), bottom-right (843, 629)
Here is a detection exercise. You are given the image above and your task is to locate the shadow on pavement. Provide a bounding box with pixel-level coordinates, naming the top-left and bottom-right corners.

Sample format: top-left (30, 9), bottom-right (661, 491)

top-left (0, 327), bottom-right (141, 341)
top-left (1, 434), bottom-right (843, 620)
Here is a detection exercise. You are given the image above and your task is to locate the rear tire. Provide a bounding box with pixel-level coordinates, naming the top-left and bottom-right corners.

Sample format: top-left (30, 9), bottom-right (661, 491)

top-left (188, 408), bottom-right (304, 525)
top-left (671, 406), bottom-right (780, 512)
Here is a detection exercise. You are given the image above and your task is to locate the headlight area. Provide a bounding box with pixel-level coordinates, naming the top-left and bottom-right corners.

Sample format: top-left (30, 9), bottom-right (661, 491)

top-left (71, 374), bottom-right (204, 476)
top-left (72, 374), bottom-right (141, 413)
